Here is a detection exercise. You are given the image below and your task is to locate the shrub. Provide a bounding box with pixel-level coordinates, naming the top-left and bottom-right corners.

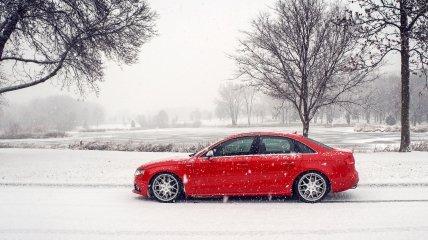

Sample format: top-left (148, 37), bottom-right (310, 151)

top-left (374, 141), bottom-right (428, 152)
top-left (385, 115), bottom-right (396, 126)
top-left (0, 131), bottom-right (68, 139)
top-left (68, 141), bottom-right (210, 153)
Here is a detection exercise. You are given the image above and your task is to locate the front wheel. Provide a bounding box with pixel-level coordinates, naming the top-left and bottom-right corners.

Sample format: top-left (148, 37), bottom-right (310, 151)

top-left (150, 173), bottom-right (182, 203)
top-left (295, 172), bottom-right (329, 203)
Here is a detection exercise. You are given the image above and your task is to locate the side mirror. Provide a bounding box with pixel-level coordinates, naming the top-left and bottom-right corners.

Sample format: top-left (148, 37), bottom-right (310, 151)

top-left (205, 150), bottom-right (214, 158)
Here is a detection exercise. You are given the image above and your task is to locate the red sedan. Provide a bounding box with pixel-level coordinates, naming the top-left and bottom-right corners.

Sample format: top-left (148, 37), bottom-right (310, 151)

top-left (133, 132), bottom-right (358, 203)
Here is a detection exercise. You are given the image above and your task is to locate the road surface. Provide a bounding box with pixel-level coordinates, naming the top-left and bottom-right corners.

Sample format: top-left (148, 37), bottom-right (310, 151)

top-left (1, 148), bottom-right (427, 239)
top-left (0, 184), bottom-right (427, 240)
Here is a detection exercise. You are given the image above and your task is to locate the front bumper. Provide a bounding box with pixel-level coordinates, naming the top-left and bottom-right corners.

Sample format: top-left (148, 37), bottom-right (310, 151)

top-left (133, 177), bottom-right (149, 197)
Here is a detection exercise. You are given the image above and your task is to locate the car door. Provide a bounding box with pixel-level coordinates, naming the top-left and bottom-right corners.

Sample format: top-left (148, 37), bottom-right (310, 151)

top-left (187, 136), bottom-right (258, 196)
top-left (247, 136), bottom-right (302, 194)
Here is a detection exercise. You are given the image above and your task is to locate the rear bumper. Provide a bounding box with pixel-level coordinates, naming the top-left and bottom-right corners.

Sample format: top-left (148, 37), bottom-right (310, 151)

top-left (331, 170), bottom-right (359, 193)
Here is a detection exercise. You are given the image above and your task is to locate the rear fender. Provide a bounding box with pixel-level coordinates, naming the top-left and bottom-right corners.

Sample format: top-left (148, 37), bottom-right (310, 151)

top-left (291, 166), bottom-right (332, 196)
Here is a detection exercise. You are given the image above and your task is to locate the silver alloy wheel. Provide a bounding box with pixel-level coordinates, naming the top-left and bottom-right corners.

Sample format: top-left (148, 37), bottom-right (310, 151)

top-left (151, 174), bottom-right (180, 202)
top-left (297, 172), bottom-right (327, 202)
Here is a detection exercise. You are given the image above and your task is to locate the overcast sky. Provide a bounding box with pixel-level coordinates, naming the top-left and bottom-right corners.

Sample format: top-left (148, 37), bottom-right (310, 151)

top-left (4, 0), bottom-right (399, 115)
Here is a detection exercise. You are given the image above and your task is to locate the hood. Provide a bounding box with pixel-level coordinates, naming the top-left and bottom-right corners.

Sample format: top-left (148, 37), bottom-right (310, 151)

top-left (138, 156), bottom-right (190, 169)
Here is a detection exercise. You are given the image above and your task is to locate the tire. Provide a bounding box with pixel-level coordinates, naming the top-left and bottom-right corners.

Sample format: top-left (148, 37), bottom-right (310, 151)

top-left (149, 173), bottom-right (183, 203)
top-left (294, 171), bottom-right (329, 203)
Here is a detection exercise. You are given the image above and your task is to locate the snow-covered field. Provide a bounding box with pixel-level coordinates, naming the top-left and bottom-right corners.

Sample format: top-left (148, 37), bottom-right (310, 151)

top-left (2, 126), bottom-right (428, 151)
top-left (1, 148), bottom-right (428, 239)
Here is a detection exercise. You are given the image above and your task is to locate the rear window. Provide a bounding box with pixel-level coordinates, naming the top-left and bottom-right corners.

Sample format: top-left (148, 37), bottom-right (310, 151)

top-left (306, 138), bottom-right (333, 150)
top-left (294, 141), bottom-right (315, 153)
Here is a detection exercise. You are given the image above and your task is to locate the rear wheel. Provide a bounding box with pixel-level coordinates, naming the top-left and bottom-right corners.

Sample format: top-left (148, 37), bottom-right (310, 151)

top-left (295, 172), bottom-right (329, 203)
top-left (150, 173), bottom-right (182, 203)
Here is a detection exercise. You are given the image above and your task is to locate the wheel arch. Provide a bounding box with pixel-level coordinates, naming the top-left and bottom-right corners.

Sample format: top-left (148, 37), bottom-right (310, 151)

top-left (291, 169), bottom-right (331, 197)
top-left (147, 170), bottom-right (185, 197)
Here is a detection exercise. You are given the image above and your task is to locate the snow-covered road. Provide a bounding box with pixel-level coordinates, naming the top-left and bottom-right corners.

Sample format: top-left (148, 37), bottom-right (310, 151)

top-left (1, 148), bottom-right (427, 239)
top-left (0, 185), bottom-right (427, 240)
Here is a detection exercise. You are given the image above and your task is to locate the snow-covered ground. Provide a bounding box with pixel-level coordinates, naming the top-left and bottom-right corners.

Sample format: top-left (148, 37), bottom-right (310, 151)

top-left (0, 148), bottom-right (428, 239)
top-left (1, 186), bottom-right (427, 240)
top-left (1, 148), bottom-right (427, 186)
top-left (2, 126), bottom-right (428, 151)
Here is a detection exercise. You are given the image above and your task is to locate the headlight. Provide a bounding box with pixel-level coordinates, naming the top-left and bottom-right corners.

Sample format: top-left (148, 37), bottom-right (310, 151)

top-left (134, 168), bottom-right (145, 176)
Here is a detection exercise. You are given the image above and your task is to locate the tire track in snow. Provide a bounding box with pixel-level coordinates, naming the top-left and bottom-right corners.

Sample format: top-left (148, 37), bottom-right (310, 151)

top-left (1, 182), bottom-right (428, 204)
top-left (2, 182), bottom-right (428, 188)
top-left (323, 199), bottom-right (428, 203)
top-left (1, 226), bottom-right (428, 236)
top-left (0, 182), bottom-right (131, 188)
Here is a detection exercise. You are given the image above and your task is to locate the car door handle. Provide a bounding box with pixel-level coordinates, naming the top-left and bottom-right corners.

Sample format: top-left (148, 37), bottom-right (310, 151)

top-left (281, 161), bottom-right (294, 165)
top-left (236, 163), bottom-right (249, 166)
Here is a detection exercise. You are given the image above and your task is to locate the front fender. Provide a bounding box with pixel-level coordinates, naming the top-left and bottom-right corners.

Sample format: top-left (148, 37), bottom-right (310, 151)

top-left (145, 165), bottom-right (185, 183)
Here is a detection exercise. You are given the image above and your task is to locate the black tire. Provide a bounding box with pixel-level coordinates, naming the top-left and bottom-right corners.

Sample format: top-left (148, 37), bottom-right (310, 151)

top-left (293, 171), bottom-right (330, 203)
top-left (149, 173), bottom-right (183, 203)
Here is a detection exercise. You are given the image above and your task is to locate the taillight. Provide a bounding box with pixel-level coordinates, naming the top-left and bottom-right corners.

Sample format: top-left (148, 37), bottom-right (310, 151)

top-left (345, 155), bottom-right (355, 165)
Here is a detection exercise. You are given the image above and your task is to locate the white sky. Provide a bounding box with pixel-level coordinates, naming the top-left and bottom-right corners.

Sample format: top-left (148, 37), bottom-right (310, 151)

top-left (4, 0), bottom-right (399, 115)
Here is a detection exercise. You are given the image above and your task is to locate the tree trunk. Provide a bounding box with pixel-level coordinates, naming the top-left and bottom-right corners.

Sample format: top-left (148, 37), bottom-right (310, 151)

top-left (231, 117), bottom-right (237, 126)
top-left (399, 1), bottom-right (411, 152)
top-left (365, 111), bottom-right (370, 124)
top-left (231, 110), bottom-right (236, 126)
top-left (302, 120), bottom-right (309, 137)
top-left (246, 105), bottom-right (251, 126)
top-left (320, 111), bottom-right (323, 124)
top-left (345, 112), bottom-right (351, 126)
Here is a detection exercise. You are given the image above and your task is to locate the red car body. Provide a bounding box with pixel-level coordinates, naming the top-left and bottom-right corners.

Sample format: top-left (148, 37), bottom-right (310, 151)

top-left (133, 132), bottom-right (358, 199)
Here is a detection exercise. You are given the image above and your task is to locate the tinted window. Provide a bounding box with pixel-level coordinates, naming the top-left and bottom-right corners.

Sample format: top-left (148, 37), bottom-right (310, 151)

top-left (259, 137), bottom-right (292, 154)
top-left (294, 141), bottom-right (315, 153)
top-left (258, 137), bottom-right (315, 154)
top-left (306, 138), bottom-right (333, 150)
top-left (213, 137), bottom-right (255, 156)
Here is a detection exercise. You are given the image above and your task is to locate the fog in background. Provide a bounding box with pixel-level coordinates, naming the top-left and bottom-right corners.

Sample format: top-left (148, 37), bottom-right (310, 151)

top-left (1, 0), bottom-right (401, 125)
top-left (3, 1), bottom-right (274, 113)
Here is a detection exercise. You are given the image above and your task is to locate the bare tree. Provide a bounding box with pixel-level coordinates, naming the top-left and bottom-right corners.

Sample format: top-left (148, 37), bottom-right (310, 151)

top-left (0, 0), bottom-right (156, 95)
top-left (154, 110), bottom-right (169, 128)
top-left (410, 75), bottom-right (428, 126)
top-left (214, 102), bottom-right (228, 121)
top-left (272, 99), bottom-right (292, 126)
top-left (232, 0), bottom-right (374, 136)
top-left (216, 83), bottom-right (243, 126)
top-left (136, 114), bottom-right (147, 128)
top-left (241, 85), bottom-right (257, 126)
top-left (350, 0), bottom-right (428, 151)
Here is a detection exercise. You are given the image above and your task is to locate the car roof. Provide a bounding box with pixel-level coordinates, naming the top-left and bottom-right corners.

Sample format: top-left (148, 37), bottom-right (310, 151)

top-left (194, 131), bottom-right (329, 157)
top-left (225, 131), bottom-right (300, 139)
top-left (220, 131), bottom-right (328, 153)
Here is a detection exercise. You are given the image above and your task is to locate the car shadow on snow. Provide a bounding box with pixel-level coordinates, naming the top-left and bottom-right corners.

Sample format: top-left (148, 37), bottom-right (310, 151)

top-left (134, 192), bottom-right (359, 204)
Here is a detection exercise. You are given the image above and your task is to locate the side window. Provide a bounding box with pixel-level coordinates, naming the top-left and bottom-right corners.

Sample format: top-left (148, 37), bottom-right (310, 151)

top-left (259, 137), bottom-right (293, 154)
top-left (213, 137), bottom-right (255, 157)
top-left (293, 140), bottom-right (315, 153)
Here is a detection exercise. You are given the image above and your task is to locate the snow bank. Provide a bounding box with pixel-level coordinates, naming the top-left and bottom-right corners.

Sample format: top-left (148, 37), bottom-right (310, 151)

top-left (354, 123), bottom-right (428, 133)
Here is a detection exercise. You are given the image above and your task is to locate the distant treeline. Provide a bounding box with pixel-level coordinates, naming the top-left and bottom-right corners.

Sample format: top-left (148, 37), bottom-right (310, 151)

top-left (0, 95), bottom-right (105, 136)
top-left (215, 75), bottom-right (428, 127)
